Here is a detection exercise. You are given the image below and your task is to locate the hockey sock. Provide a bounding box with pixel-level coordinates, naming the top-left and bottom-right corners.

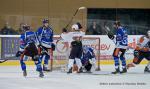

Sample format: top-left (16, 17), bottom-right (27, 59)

top-left (68, 59), bottom-right (74, 70)
top-left (114, 56), bottom-right (120, 69)
top-left (75, 58), bottom-right (82, 71)
top-left (120, 56), bottom-right (126, 69)
top-left (20, 60), bottom-right (26, 71)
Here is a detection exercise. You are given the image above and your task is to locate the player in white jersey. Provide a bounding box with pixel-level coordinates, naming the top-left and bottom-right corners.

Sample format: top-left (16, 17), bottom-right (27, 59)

top-left (64, 22), bottom-right (85, 73)
top-left (127, 30), bottom-right (150, 73)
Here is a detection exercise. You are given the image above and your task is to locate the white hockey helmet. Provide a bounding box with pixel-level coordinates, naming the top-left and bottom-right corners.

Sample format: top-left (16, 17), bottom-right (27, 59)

top-left (147, 30), bottom-right (150, 38)
top-left (72, 24), bottom-right (79, 30)
top-left (71, 22), bottom-right (82, 31)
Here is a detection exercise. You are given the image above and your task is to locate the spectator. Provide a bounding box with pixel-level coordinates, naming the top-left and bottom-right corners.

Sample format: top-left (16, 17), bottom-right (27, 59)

top-left (87, 21), bottom-right (103, 35)
top-left (0, 22), bottom-right (18, 35)
top-left (17, 23), bottom-right (25, 34)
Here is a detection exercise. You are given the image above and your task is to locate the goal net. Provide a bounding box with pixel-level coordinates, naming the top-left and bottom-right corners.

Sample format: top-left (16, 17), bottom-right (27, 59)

top-left (53, 36), bottom-right (100, 71)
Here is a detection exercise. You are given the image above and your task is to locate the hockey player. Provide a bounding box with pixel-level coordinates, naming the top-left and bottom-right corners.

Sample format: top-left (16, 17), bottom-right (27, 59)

top-left (36, 19), bottom-right (54, 71)
top-left (16, 24), bottom-right (44, 77)
top-left (81, 46), bottom-right (96, 73)
top-left (127, 30), bottom-right (150, 73)
top-left (57, 28), bottom-right (72, 57)
top-left (59, 28), bottom-right (72, 50)
top-left (108, 21), bottom-right (128, 74)
top-left (67, 22), bottom-right (85, 73)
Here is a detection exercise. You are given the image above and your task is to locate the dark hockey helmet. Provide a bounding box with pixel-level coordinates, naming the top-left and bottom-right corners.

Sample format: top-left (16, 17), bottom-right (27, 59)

top-left (76, 22), bottom-right (82, 29)
top-left (114, 21), bottom-right (121, 26)
top-left (22, 24), bottom-right (30, 31)
top-left (42, 18), bottom-right (49, 23)
top-left (62, 28), bottom-right (68, 33)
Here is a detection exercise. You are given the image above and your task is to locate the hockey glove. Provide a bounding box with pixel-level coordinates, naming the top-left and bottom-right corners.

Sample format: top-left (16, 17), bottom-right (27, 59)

top-left (51, 43), bottom-right (55, 51)
top-left (16, 51), bottom-right (23, 57)
top-left (134, 50), bottom-right (139, 57)
top-left (107, 31), bottom-right (115, 40)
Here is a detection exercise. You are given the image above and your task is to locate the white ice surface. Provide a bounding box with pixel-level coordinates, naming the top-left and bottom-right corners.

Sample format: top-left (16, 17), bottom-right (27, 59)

top-left (0, 65), bottom-right (150, 89)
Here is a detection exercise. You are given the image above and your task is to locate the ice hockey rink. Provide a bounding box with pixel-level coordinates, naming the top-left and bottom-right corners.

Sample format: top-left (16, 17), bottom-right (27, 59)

top-left (0, 65), bottom-right (149, 89)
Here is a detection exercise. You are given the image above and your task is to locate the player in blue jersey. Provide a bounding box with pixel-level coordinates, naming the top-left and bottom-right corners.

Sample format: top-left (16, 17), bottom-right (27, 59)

top-left (16, 24), bottom-right (44, 77)
top-left (81, 46), bottom-right (96, 73)
top-left (109, 21), bottom-right (128, 74)
top-left (36, 19), bottom-right (55, 71)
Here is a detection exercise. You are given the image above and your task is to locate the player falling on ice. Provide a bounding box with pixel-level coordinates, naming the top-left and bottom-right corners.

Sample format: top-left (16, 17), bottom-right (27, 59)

top-left (16, 24), bottom-right (44, 77)
top-left (127, 30), bottom-right (150, 73)
top-left (67, 22), bottom-right (85, 73)
top-left (107, 21), bottom-right (128, 74)
top-left (36, 19), bottom-right (54, 71)
top-left (81, 46), bottom-right (96, 73)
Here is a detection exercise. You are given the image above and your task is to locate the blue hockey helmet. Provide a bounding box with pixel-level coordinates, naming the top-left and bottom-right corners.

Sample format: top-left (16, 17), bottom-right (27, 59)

top-left (83, 46), bottom-right (89, 53)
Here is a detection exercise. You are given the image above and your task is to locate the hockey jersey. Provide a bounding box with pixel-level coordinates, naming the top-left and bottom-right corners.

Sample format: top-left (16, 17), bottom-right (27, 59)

top-left (81, 47), bottom-right (95, 64)
top-left (136, 36), bottom-right (150, 52)
top-left (60, 32), bottom-right (74, 43)
top-left (20, 31), bottom-right (38, 51)
top-left (60, 31), bottom-right (85, 42)
top-left (36, 26), bottom-right (53, 48)
top-left (71, 31), bottom-right (85, 41)
top-left (115, 26), bottom-right (128, 49)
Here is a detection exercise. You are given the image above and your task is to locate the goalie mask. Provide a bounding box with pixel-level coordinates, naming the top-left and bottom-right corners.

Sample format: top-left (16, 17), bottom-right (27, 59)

top-left (83, 46), bottom-right (88, 54)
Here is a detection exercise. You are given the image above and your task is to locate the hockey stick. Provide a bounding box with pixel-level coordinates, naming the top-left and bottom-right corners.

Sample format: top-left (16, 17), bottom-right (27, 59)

top-left (58, 7), bottom-right (86, 45)
top-left (103, 21), bottom-right (111, 34)
top-left (0, 59), bottom-right (8, 63)
top-left (0, 56), bottom-right (18, 63)
top-left (64, 7), bottom-right (86, 29)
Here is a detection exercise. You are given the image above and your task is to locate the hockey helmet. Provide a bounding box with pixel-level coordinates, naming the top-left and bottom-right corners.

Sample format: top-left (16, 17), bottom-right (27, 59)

top-left (114, 21), bottom-right (121, 26)
top-left (23, 24), bottom-right (30, 31)
top-left (72, 22), bottom-right (82, 31)
top-left (42, 18), bottom-right (49, 23)
top-left (83, 46), bottom-right (88, 54)
top-left (62, 28), bottom-right (68, 33)
top-left (76, 22), bottom-right (82, 29)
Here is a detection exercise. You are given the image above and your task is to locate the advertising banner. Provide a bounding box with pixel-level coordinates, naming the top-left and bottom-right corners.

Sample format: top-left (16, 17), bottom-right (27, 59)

top-left (0, 35), bottom-right (141, 60)
top-left (1, 37), bottom-right (19, 60)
